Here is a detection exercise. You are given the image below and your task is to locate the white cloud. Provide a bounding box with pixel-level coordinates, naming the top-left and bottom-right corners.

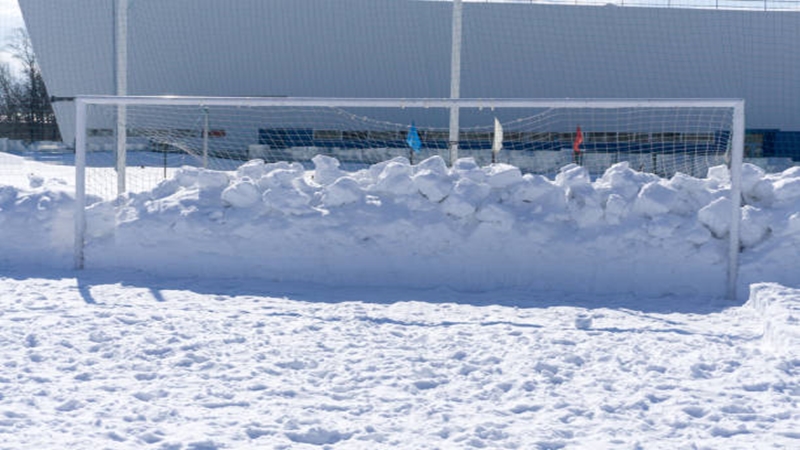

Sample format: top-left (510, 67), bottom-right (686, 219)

top-left (0, 0), bottom-right (22, 25)
top-left (0, 0), bottom-right (24, 37)
top-left (0, 0), bottom-right (24, 71)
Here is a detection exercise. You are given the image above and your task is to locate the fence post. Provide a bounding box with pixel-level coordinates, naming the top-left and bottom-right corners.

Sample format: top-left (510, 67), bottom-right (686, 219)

top-left (727, 100), bottom-right (745, 300)
top-left (203, 107), bottom-right (209, 168)
top-left (74, 99), bottom-right (87, 270)
top-left (448, 0), bottom-right (463, 165)
top-left (115, 0), bottom-right (128, 195)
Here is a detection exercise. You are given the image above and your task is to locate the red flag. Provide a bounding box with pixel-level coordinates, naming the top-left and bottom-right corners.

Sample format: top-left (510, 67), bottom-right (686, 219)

top-left (573, 125), bottom-right (583, 154)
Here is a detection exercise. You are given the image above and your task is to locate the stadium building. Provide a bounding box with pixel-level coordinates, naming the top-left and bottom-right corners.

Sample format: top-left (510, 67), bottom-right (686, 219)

top-left (18, 0), bottom-right (800, 163)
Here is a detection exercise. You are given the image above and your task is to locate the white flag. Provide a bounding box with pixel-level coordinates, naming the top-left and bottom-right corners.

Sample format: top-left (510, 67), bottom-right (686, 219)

top-left (492, 117), bottom-right (503, 155)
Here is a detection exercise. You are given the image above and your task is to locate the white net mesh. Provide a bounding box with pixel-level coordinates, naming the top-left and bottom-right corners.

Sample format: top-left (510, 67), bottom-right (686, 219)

top-left (79, 98), bottom-right (738, 200)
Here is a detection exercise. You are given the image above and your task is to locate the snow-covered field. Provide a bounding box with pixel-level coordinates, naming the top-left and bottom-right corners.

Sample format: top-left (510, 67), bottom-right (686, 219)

top-left (1, 150), bottom-right (798, 449)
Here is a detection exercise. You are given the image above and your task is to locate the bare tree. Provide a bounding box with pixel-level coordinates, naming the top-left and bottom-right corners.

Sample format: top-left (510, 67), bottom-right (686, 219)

top-left (0, 62), bottom-right (22, 124)
top-left (6, 28), bottom-right (57, 142)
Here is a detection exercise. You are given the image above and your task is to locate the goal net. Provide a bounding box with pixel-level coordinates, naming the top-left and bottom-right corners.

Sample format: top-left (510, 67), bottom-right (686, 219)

top-left (73, 95), bottom-right (746, 298)
top-left (75, 96), bottom-right (742, 198)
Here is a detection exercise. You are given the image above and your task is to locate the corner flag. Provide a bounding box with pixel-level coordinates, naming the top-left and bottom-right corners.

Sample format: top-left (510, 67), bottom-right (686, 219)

top-left (573, 125), bottom-right (583, 155)
top-left (407, 123), bottom-right (422, 153)
top-left (573, 125), bottom-right (584, 165)
top-left (492, 117), bottom-right (503, 164)
top-left (492, 117), bottom-right (503, 156)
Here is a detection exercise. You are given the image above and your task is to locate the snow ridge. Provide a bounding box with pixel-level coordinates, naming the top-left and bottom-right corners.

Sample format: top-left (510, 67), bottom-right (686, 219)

top-left (2, 154), bottom-right (800, 298)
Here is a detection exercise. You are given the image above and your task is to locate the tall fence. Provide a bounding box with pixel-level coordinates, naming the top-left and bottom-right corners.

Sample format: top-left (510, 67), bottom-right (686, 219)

top-left (0, 122), bottom-right (60, 142)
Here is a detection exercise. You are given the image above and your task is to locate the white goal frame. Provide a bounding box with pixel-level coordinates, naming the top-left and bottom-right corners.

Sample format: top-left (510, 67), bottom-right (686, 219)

top-left (73, 95), bottom-right (745, 299)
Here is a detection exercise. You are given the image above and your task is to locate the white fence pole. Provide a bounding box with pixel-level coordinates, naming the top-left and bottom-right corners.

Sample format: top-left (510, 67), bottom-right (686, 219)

top-left (203, 107), bottom-right (209, 168)
top-left (448, 0), bottom-right (463, 165)
top-left (727, 100), bottom-right (745, 300)
top-left (74, 99), bottom-right (87, 270)
top-left (115, 0), bottom-right (128, 195)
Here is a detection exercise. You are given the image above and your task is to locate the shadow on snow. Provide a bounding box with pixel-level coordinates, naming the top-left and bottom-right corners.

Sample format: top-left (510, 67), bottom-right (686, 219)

top-left (0, 264), bottom-right (740, 315)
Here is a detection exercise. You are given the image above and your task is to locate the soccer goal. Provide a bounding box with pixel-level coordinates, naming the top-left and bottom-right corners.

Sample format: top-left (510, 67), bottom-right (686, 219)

top-left (72, 95), bottom-right (745, 297)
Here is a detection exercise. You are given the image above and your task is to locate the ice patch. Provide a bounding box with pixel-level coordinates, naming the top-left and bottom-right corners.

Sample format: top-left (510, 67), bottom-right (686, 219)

top-left (698, 196), bottom-right (731, 238)
top-left (285, 427), bottom-right (353, 445)
top-left (633, 181), bottom-right (677, 218)
top-left (221, 178), bottom-right (260, 208)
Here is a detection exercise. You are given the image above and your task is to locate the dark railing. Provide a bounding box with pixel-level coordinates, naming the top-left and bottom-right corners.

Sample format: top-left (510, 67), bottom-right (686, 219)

top-left (450, 0), bottom-right (800, 12)
top-left (0, 122), bottom-right (61, 142)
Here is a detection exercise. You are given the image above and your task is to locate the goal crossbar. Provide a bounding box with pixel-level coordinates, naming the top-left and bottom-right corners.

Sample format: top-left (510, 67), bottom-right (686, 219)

top-left (75, 95), bottom-right (744, 110)
top-left (73, 95), bottom-right (745, 300)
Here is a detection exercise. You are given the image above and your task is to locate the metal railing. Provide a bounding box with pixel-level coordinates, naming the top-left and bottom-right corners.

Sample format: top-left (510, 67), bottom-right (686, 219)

top-left (436, 0), bottom-right (800, 12)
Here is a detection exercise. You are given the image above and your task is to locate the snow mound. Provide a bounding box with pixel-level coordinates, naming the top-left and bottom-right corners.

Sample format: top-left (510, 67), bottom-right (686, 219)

top-left (746, 283), bottom-right (800, 358)
top-left (2, 155), bottom-right (800, 298)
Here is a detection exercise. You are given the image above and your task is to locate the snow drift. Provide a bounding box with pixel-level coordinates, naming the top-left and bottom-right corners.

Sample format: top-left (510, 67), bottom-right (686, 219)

top-left (1, 153), bottom-right (799, 298)
top-left (2, 151), bottom-right (800, 449)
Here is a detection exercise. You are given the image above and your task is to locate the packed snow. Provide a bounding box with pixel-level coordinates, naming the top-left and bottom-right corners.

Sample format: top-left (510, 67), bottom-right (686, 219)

top-left (0, 149), bottom-right (798, 449)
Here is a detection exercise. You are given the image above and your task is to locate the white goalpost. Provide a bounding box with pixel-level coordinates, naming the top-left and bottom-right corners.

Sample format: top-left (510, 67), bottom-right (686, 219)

top-left (72, 95), bottom-right (745, 298)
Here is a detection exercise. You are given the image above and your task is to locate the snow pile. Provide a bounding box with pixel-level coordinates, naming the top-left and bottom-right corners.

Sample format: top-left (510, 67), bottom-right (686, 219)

top-left (746, 283), bottom-right (800, 357)
top-left (1, 152), bottom-right (800, 449)
top-left (2, 153), bottom-right (800, 297)
top-left (0, 172), bottom-right (75, 268)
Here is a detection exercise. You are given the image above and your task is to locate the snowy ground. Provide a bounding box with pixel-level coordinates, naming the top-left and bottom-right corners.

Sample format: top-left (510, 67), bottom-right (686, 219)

top-left (1, 271), bottom-right (798, 449)
top-left (1, 150), bottom-right (799, 449)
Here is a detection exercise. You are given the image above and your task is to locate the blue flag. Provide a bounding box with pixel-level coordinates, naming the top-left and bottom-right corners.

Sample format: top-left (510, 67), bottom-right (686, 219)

top-left (406, 123), bottom-right (422, 153)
